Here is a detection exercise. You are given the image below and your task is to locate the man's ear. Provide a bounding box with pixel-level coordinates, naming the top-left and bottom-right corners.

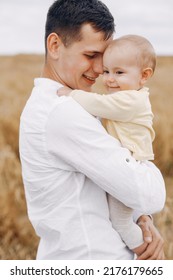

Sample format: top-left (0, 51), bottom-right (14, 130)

top-left (46, 33), bottom-right (62, 59)
top-left (141, 68), bottom-right (153, 84)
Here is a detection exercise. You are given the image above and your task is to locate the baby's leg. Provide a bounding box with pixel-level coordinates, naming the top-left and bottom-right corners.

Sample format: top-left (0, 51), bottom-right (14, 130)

top-left (108, 194), bottom-right (144, 251)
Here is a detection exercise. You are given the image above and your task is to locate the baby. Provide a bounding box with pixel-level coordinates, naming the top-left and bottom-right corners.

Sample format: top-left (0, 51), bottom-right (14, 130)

top-left (57, 34), bottom-right (157, 256)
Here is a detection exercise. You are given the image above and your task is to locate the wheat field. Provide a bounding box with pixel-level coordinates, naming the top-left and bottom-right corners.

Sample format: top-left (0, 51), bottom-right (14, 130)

top-left (0, 55), bottom-right (173, 259)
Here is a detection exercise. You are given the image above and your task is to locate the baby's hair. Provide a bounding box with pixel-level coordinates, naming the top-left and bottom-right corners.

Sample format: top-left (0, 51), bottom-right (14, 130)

top-left (110, 35), bottom-right (156, 72)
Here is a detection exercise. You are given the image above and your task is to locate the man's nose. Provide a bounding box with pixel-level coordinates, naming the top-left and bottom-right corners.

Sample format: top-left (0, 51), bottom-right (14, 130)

top-left (92, 56), bottom-right (103, 74)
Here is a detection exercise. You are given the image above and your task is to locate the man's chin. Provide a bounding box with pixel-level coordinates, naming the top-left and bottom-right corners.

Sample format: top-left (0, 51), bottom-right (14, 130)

top-left (79, 84), bottom-right (92, 92)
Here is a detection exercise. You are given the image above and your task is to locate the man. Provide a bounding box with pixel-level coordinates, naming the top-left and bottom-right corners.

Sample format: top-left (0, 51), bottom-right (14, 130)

top-left (19, 0), bottom-right (165, 260)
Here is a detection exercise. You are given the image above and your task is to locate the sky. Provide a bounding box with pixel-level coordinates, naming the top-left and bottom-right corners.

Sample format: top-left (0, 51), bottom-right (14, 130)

top-left (0, 0), bottom-right (173, 55)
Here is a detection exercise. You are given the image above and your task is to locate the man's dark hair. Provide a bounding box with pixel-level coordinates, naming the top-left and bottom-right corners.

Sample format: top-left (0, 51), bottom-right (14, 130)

top-left (45, 0), bottom-right (115, 50)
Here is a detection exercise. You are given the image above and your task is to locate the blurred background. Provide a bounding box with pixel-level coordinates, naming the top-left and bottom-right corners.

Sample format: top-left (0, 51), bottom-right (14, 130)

top-left (0, 0), bottom-right (173, 259)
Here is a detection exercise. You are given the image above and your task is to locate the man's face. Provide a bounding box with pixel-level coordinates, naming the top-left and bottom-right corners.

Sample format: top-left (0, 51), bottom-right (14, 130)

top-left (55, 24), bottom-right (112, 91)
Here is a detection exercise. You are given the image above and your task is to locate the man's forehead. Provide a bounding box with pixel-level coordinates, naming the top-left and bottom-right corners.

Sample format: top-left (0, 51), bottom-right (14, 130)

top-left (80, 23), bottom-right (112, 44)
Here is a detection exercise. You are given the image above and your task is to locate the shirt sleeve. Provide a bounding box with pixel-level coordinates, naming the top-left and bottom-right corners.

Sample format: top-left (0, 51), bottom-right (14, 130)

top-left (71, 89), bottom-right (140, 121)
top-left (46, 98), bottom-right (166, 214)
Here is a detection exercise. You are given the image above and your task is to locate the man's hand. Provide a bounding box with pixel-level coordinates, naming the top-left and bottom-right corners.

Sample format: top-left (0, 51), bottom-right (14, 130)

top-left (136, 215), bottom-right (165, 260)
top-left (57, 86), bottom-right (72, 96)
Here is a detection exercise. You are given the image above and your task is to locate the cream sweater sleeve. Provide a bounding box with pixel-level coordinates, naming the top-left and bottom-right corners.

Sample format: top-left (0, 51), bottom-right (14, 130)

top-left (71, 89), bottom-right (140, 121)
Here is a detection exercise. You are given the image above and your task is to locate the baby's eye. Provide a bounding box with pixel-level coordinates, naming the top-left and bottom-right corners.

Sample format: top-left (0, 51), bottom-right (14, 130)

top-left (103, 70), bottom-right (109, 74)
top-left (116, 70), bottom-right (124, 75)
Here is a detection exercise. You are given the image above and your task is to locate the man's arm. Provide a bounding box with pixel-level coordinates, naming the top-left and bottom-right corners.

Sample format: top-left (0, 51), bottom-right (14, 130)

top-left (46, 98), bottom-right (166, 214)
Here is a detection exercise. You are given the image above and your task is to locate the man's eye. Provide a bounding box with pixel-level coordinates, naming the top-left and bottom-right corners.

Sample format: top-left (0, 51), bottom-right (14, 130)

top-left (85, 54), bottom-right (96, 59)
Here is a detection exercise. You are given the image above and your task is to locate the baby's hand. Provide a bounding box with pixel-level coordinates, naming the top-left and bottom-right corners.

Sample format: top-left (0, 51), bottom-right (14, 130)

top-left (57, 86), bottom-right (72, 96)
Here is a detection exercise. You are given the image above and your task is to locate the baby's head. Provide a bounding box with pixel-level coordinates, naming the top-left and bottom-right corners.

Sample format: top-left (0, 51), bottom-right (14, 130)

top-left (103, 34), bottom-right (156, 93)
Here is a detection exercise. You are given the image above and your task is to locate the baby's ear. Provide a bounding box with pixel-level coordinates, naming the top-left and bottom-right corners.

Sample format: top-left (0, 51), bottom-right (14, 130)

top-left (141, 68), bottom-right (153, 84)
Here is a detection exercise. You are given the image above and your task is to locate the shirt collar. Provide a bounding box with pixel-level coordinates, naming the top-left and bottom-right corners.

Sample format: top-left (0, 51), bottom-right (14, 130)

top-left (34, 78), bottom-right (63, 90)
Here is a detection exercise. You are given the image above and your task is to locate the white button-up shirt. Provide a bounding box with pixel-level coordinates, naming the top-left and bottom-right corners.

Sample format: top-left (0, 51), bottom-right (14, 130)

top-left (19, 78), bottom-right (165, 260)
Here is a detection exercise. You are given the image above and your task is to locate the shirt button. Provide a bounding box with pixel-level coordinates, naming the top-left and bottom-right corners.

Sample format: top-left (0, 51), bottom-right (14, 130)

top-left (126, 158), bottom-right (130, 162)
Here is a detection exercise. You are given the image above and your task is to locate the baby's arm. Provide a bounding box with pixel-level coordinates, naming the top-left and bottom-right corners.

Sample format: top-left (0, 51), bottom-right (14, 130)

top-left (58, 88), bottom-right (137, 121)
